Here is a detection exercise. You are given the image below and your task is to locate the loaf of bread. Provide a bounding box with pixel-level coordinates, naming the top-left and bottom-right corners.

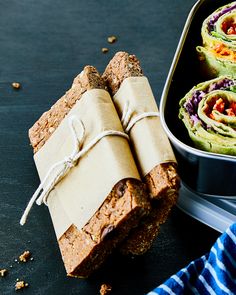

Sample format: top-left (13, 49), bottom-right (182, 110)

top-left (103, 52), bottom-right (180, 255)
top-left (29, 66), bottom-right (150, 277)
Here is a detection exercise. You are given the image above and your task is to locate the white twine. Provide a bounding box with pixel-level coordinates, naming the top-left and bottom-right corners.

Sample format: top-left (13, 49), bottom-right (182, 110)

top-left (20, 115), bottom-right (129, 226)
top-left (121, 102), bottom-right (160, 133)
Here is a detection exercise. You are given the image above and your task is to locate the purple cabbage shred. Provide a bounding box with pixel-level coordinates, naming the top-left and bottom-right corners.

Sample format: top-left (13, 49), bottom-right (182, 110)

top-left (190, 114), bottom-right (200, 126)
top-left (184, 78), bottom-right (234, 127)
top-left (208, 78), bottom-right (234, 91)
top-left (208, 3), bottom-right (236, 32)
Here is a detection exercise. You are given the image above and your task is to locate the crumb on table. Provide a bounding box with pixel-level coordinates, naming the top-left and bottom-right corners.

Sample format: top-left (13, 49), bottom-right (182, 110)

top-left (100, 283), bottom-right (112, 295)
top-left (0, 269), bottom-right (7, 277)
top-left (107, 36), bottom-right (117, 44)
top-left (11, 82), bottom-right (21, 89)
top-left (19, 251), bottom-right (31, 262)
top-left (102, 47), bottom-right (109, 54)
top-left (15, 280), bottom-right (29, 291)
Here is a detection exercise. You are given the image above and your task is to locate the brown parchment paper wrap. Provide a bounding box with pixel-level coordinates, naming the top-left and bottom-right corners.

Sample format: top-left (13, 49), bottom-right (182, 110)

top-left (113, 76), bottom-right (176, 177)
top-left (34, 89), bottom-right (140, 239)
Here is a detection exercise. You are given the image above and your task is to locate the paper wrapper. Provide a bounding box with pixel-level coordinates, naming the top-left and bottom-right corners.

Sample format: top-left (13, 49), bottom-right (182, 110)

top-left (113, 76), bottom-right (176, 177)
top-left (34, 89), bottom-right (140, 239)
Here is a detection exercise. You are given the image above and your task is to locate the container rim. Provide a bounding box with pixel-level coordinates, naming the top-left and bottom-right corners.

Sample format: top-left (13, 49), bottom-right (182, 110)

top-left (177, 183), bottom-right (236, 233)
top-left (160, 0), bottom-right (236, 163)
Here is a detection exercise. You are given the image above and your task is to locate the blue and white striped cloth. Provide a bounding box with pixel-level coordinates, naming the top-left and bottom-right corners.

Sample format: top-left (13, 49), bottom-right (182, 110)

top-left (147, 222), bottom-right (236, 295)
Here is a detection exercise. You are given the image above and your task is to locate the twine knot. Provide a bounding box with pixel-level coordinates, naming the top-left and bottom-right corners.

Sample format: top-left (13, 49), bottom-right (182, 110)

top-left (64, 156), bottom-right (76, 168)
top-left (121, 102), bottom-right (160, 133)
top-left (20, 115), bottom-right (129, 226)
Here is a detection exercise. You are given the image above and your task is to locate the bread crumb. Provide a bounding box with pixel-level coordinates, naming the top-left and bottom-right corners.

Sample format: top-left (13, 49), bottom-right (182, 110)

top-left (12, 82), bottom-right (21, 89)
top-left (15, 280), bottom-right (29, 290)
top-left (107, 36), bottom-right (117, 44)
top-left (19, 251), bottom-right (31, 263)
top-left (102, 48), bottom-right (109, 54)
top-left (48, 127), bottom-right (55, 133)
top-left (0, 269), bottom-right (7, 277)
top-left (100, 283), bottom-right (112, 295)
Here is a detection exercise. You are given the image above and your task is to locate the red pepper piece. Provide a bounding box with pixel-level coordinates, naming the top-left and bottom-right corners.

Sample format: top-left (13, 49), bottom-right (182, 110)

top-left (226, 108), bottom-right (235, 116)
top-left (230, 101), bottom-right (236, 115)
top-left (227, 26), bottom-right (236, 35)
top-left (213, 98), bottom-right (225, 113)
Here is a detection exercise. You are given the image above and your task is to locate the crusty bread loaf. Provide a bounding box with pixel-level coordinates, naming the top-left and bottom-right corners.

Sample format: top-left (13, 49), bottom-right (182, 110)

top-left (29, 66), bottom-right (150, 276)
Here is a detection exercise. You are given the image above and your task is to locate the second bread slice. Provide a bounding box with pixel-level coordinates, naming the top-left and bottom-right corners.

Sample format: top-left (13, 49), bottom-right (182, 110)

top-left (103, 52), bottom-right (180, 255)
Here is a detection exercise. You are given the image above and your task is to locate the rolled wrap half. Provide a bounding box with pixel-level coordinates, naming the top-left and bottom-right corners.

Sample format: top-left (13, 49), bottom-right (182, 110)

top-left (179, 76), bottom-right (236, 155)
top-left (197, 2), bottom-right (236, 77)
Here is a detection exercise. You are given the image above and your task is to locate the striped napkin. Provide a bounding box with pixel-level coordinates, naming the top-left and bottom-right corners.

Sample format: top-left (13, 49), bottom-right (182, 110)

top-left (147, 222), bottom-right (236, 295)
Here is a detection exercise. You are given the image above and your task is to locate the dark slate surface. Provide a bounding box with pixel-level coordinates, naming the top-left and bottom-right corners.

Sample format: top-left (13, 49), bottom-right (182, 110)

top-left (0, 0), bottom-right (220, 294)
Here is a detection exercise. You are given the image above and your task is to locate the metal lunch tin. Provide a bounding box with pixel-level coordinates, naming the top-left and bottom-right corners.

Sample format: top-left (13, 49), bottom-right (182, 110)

top-left (160, 0), bottom-right (236, 198)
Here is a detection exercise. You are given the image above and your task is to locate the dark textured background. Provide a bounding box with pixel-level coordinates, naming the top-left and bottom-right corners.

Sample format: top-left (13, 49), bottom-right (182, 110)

top-left (0, 0), bottom-right (220, 294)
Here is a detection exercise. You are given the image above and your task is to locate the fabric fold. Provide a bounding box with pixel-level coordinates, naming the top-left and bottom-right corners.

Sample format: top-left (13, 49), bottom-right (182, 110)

top-left (147, 222), bottom-right (236, 295)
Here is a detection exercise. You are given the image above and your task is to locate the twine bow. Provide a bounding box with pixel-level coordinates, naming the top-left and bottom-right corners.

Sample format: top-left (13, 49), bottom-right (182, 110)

top-left (20, 116), bottom-right (129, 225)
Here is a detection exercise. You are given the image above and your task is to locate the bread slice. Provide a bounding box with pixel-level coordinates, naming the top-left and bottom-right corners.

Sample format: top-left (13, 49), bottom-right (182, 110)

top-left (29, 66), bottom-right (150, 276)
top-left (103, 52), bottom-right (180, 255)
